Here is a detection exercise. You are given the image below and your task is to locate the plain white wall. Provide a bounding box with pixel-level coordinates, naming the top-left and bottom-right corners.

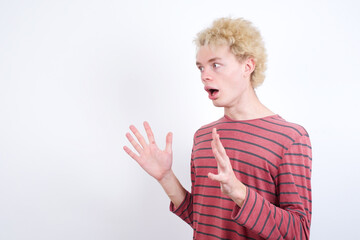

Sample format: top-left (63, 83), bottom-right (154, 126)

top-left (1, 0), bottom-right (359, 239)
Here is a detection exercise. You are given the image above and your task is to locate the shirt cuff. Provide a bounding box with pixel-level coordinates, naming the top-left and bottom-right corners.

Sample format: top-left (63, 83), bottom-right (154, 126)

top-left (231, 187), bottom-right (253, 222)
top-left (169, 191), bottom-right (191, 215)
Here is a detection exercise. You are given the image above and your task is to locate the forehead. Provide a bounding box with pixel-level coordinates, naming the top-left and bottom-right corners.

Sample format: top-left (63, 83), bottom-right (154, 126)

top-left (196, 44), bottom-right (234, 63)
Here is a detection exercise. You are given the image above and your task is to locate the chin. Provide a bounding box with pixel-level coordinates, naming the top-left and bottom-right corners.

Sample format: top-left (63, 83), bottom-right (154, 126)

top-left (212, 100), bottom-right (226, 108)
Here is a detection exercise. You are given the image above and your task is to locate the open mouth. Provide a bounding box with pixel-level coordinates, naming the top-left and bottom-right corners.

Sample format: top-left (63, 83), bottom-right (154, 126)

top-left (209, 89), bottom-right (219, 96)
top-left (205, 87), bottom-right (219, 99)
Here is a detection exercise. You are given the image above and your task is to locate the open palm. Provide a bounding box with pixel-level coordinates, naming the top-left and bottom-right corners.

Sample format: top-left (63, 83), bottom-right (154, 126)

top-left (208, 128), bottom-right (247, 204)
top-left (123, 121), bottom-right (173, 181)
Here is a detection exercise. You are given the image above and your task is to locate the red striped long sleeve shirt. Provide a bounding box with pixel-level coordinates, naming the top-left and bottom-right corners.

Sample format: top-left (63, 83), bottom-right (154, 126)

top-left (170, 114), bottom-right (312, 240)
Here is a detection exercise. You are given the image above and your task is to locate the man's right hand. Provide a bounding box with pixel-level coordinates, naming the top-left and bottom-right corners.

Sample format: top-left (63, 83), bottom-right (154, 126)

top-left (123, 121), bottom-right (173, 182)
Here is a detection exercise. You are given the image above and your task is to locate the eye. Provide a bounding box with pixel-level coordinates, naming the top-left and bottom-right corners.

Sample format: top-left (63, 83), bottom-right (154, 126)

top-left (198, 66), bottom-right (204, 72)
top-left (213, 63), bottom-right (220, 69)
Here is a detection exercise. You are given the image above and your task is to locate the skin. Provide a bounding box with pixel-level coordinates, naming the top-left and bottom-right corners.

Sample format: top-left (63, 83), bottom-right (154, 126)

top-left (123, 44), bottom-right (274, 208)
top-left (123, 122), bottom-right (187, 208)
top-left (196, 44), bottom-right (274, 120)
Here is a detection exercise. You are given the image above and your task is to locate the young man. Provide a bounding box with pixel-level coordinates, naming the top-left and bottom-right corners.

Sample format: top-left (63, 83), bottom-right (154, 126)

top-left (123, 17), bottom-right (312, 240)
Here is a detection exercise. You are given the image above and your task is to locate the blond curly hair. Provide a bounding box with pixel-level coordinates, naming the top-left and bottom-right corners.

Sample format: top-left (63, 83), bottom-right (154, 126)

top-left (194, 17), bottom-right (267, 88)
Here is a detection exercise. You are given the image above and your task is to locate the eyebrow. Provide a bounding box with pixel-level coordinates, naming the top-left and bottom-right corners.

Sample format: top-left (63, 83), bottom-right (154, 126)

top-left (196, 57), bottom-right (222, 66)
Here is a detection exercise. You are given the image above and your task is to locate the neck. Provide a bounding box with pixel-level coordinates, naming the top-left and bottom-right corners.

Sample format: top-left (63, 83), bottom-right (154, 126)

top-left (224, 87), bottom-right (274, 121)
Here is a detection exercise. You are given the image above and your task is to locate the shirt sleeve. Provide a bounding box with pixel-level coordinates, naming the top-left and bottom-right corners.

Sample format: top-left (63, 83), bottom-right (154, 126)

top-left (169, 144), bottom-right (196, 227)
top-left (231, 135), bottom-right (312, 240)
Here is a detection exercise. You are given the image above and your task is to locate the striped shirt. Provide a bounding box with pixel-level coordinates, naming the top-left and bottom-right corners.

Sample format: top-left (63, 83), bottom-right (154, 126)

top-left (170, 114), bottom-right (312, 239)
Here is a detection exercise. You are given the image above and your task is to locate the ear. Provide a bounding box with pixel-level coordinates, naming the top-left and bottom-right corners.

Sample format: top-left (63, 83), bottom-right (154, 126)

top-left (244, 58), bottom-right (255, 76)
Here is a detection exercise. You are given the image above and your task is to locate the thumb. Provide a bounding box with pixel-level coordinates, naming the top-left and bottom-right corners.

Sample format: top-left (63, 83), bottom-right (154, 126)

top-left (165, 132), bottom-right (173, 153)
top-left (208, 172), bottom-right (221, 182)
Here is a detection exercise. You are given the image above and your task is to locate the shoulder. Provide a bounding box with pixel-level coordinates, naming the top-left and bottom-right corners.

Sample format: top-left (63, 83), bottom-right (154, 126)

top-left (264, 115), bottom-right (311, 149)
top-left (263, 115), bottom-right (310, 138)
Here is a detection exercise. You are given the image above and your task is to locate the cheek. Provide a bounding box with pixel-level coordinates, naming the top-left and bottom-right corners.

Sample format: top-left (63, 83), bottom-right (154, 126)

top-left (223, 78), bottom-right (248, 98)
top-left (225, 73), bottom-right (244, 89)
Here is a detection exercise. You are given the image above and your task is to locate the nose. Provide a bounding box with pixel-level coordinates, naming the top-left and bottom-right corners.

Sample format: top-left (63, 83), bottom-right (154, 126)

top-left (201, 68), bottom-right (212, 83)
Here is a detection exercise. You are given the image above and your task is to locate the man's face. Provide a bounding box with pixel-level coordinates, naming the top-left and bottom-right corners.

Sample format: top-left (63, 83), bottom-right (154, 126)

top-left (196, 44), bottom-right (252, 108)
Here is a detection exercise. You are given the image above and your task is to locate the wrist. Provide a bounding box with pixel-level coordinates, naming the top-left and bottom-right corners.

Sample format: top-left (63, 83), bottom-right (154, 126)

top-left (231, 181), bottom-right (247, 208)
top-left (158, 170), bottom-right (175, 186)
top-left (157, 170), bottom-right (187, 208)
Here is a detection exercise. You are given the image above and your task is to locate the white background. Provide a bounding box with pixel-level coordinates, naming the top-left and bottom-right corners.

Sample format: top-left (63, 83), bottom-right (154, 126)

top-left (1, 0), bottom-right (359, 239)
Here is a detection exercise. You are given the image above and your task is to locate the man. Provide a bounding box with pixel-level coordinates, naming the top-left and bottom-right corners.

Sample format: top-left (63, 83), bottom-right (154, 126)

top-left (123, 17), bottom-right (312, 239)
